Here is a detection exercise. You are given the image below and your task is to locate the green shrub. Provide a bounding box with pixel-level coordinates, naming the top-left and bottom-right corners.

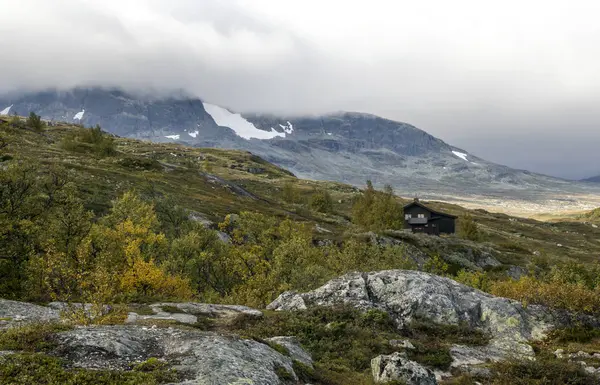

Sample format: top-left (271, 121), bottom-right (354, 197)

top-left (61, 125), bottom-right (116, 156)
top-left (546, 326), bottom-right (600, 344)
top-left (310, 189), bottom-right (334, 213)
top-left (490, 357), bottom-right (595, 385)
top-left (274, 363), bottom-right (294, 382)
top-left (0, 323), bottom-right (72, 352)
top-left (227, 306), bottom-right (402, 381)
top-left (26, 112), bottom-right (44, 131)
top-left (352, 181), bottom-right (404, 231)
top-left (458, 214), bottom-right (480, 241)
top-left (0, 353), bottom-right (180, 385)
top-left (292, 360), bottom-right (319, 383)
top-left (118, 156), bottom-right (161, 171)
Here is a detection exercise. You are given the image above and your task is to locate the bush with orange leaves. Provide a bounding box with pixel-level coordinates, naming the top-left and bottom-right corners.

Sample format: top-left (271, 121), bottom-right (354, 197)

top-left (491, 276), bottom-right (600, 314)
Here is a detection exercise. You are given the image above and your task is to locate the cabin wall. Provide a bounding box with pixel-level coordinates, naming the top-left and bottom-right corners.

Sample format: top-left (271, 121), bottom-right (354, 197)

top-left (436, 217), bottom-right (455, 234)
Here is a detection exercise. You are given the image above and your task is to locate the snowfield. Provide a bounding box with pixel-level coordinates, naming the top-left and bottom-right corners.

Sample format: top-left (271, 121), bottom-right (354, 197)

top-left (203, 103), bottom-right (286, 140)
top-left (452, 151), bottom-right (469, 162)
top-left (73, 109), bottom-right (85, 120)
top-left (165, 134), bottom-right (180, 140)
top-left (188, 131), bottom-right (199, 138)
top-left (0, 105), bottom-right (13, 115)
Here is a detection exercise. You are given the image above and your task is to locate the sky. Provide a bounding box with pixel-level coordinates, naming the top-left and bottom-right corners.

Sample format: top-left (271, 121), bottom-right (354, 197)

top-left (1, 0), bottom-right (600, 179)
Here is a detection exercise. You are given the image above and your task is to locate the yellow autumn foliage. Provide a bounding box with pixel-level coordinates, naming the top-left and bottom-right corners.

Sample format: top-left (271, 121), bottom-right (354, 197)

top-left (491, 276), bottom-right (600, 314)
top-left (121, 258), bottom-right (193, 302)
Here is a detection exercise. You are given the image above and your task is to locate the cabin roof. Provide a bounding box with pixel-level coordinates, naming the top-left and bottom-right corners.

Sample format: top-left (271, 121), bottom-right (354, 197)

top-left (403, 200), bottom-right (458, 219)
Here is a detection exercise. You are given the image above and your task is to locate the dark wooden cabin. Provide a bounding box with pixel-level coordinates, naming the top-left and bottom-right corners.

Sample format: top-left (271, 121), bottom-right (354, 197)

top-left (403, 199), bottom-right (456, 235)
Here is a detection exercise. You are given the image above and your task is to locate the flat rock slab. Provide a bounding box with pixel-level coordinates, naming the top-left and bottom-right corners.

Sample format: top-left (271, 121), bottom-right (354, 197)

top-left (0, 299), bottom-right (60, 327)
top-left (54, 325), bottom-right (298, 385)
top-left (125, 302), bottom-right (263, 326)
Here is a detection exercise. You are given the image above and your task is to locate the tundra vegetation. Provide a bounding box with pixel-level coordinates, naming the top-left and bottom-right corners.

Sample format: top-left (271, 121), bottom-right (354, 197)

top-left (1, 118), bottom-right (600, 384)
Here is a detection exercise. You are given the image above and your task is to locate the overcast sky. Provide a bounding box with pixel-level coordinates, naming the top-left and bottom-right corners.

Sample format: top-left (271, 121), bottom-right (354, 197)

top-left (1, 0), bottom-right (600, 179)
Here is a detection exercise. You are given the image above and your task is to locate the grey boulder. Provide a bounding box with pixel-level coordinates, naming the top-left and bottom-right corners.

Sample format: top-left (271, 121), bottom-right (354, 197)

top-left (0, 299), bottom-right (60, 327)
top-left (371, 352), bottom-right (437, 385)
top-left (53, 325), bottom-right (300, 384)
top-left (268, 270), bottom-right (558, 357)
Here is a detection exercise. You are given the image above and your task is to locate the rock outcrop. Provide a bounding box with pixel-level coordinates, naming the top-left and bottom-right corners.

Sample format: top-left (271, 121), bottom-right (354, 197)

top-left (268, 270), bottom-right (559, 357)
top-left (52, 325), bottom-right (303, 384)
top-left (371, 352), bottom-right (437, 385)
top-left (0, 299), bottom-right (60, 328)
top-left (125, 302), bottom-right (262, 326)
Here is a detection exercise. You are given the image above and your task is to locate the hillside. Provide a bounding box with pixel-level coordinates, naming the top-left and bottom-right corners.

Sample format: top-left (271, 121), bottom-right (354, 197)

top-left (2, 118), bottom-right (600, 384)
top-left (584, 175), bottom-right (600, 183)
top-left (4, 87), bottom-right (600, 214)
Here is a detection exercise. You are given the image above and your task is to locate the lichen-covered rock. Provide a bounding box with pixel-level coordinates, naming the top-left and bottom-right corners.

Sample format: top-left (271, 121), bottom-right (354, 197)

top-left (0, 299), bottom-right (60, 327)
top-left (150, 302), bottom-right (263, 319)
top-left (266, 336), bottom-right (313, 366)
top-left (53, 325), bottom-right (299, 384)
top-left (371, 352), bottom-right (437, 385)
top-left (125, 302), bottom-right (262, 326)
top-left (449, 345), bottom-right (505, 368)
top-left (268, 270), bottom-right (559, 357)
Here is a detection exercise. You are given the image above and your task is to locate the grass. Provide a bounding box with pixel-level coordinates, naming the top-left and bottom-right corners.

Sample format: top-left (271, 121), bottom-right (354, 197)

top-left (0, 323), bottom-right (72, 352)
top-left (0, 353), bottom-right (181, 385)
top-left (160, 305), bottom-right (181, 314)
top-left (222, 306), bottom-right (491, 384)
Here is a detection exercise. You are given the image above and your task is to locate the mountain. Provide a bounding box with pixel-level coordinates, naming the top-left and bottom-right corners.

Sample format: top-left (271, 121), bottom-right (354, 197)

top-left (2, 87), bottom-right (599, 207)
top-left (583, 175), bottom-right (600, 183)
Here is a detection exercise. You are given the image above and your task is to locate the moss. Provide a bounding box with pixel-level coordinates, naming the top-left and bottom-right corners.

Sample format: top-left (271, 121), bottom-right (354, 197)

top-left (0, 322), bottom-right (72, 352)
top-left (490, 357), bottom-right (595, 385)
top-left (225, 306), bottom-right (403, 384)
top-left (160, 305), bottom-right (181, 314)
top-left (265, 341), bottom-right (290, 356)
top-left (0, 353), bottom-right (180, 385)
top-left (274, 363), bottom-right (294, 382)
top-left (292, 360), bottom-right (319, 382)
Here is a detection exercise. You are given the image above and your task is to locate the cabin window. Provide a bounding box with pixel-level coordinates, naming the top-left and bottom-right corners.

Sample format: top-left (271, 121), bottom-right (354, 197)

top-left (418, 214), bottom-right (425, 218)
top-left (405, 214), bottom-right (411, 220)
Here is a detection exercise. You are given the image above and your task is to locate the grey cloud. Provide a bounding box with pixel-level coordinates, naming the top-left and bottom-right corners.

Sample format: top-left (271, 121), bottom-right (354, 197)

top-left (1, 0), bottom-right (599, 179)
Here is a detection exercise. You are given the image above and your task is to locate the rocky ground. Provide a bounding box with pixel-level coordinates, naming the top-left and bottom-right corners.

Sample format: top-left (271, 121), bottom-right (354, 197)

top-left (2, 270), bottom-right (600, 384)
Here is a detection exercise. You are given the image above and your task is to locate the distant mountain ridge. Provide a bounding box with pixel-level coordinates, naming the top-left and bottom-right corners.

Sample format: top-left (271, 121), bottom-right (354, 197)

top-left (1, 87), bottom-right (598, 200)
top-left (583, 175), bottom-right (600, 183)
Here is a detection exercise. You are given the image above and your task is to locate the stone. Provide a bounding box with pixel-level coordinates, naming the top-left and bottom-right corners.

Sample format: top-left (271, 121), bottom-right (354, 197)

top-left (450, 345), bottom-right (505, 368)
top-left (53, 325), bottom-right (300, 384)
top-left (371, 352), bottom-right (437, 385)
top-left (266, 336), bottom-right (313, 366)
top-left (554, 349), bottom-right (565, 359)
top-left (0, 299), bottom-right (60, 327)
top-left (217, 231), bottom-right (231, 243)
top-left (125, 302), bottom-right (262, 326)
top-left (268, 270), bottom-right (561, 358)
top-left (188, 212), bottom-right (213, 228)
top-left (389, 339), bottom-right (415, 350)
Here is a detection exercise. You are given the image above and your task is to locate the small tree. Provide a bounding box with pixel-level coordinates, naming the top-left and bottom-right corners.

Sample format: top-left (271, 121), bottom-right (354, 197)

top-left (26, 112), bottom-right (44, 131)
top-left (282, 180), bottom-right (300, 204)
top-left (458, 213), bottom-right (480, 241)
top-left (352, 181), bottom-right (403, 231)
top-left (309, 189), bottom-right (333, 213)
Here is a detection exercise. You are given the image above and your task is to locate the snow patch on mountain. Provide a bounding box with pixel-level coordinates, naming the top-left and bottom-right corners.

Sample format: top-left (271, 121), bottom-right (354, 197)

top-left (203, 103), bottom-right (285, 140)
top-left (452, 151), bottom-right (469, 162)
top-left (188, 131), bottom-right (199, 138)
top-left (73, 109), bottom-right (85, 120)
top-left (0, 105), bottom-right (13, 115)
top-left (278, 122), bottom-right (294, 135)
top-left (165, 134), bottom-right (180, 140)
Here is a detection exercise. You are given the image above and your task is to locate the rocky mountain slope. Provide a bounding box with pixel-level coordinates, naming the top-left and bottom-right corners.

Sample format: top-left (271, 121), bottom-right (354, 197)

top-left (583, 175), bottom-right (600, 183)
top-left (3, 87), bottom-right (599, 208)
